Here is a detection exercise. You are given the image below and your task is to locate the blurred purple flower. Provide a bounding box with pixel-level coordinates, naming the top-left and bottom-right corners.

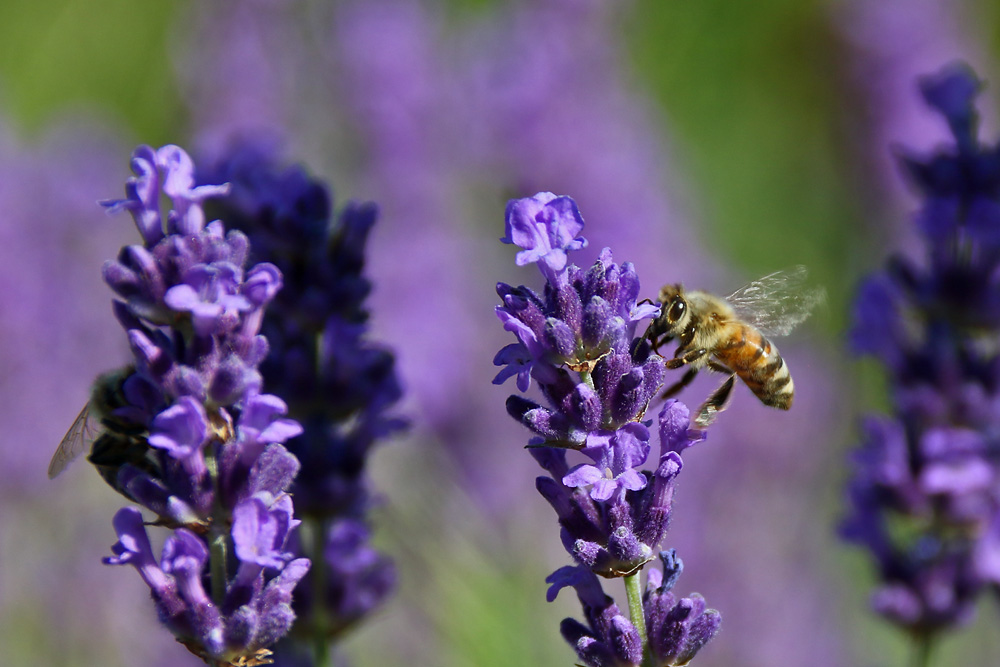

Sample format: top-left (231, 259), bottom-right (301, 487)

top-left (842, 64), bottom-right (1000, 645)
top-left (0, 120), bottom-right (135, 492)
top-left (177, 0), bottom-right (304, 163)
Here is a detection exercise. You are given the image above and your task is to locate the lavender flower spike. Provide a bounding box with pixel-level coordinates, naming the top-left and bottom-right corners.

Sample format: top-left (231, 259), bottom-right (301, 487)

top-left (842, 63), bottom-right (1000, 654)
top-left (96, 144), bottom-right (309, 666)
top-left (497, 193), bottom-right (719, 664)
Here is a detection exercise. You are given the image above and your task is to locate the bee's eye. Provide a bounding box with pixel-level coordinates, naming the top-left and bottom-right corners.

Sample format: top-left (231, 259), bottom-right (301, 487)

top-left (667, 299), bottom-right (686, 323)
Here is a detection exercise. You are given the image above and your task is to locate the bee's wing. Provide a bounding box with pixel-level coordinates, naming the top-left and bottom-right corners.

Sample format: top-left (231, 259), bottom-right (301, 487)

top-left (725, 265), bottom-right (826, 337)
top-left (48, 402), bottom-right (99, 479)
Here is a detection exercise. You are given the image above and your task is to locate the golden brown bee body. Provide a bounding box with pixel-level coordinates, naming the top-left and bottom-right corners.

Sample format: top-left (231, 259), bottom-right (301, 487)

top-left (710, 319), bottom-right (792, 409)
top-left (645, 268), bottom-right (822, 426)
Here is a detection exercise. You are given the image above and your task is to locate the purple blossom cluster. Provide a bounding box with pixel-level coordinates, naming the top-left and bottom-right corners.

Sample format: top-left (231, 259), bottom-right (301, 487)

top-left (98, 144), bottom-right (309, 666)
top-left (199, 143), bottom-right (404, 658)
top-left (548, 550), bottom-right (720, 667)
top-left (495, 192), bottom-right (720, 666)
top-left (841, 64), bottom-right (1000, 645)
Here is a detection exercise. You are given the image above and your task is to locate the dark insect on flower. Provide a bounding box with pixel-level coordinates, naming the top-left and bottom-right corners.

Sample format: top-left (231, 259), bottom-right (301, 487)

top-left (47, 366), bottom-right (154, 488)
top-left (644, 266), bottom-right (824, 427)
top-left (48, 364), bottom-right (234, 511)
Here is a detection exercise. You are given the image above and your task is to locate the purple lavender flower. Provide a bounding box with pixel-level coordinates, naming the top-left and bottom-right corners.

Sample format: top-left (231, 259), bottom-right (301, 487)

top-left (502, 192), bottom-right (589, 286)
top-left (548, 549), bottom-right (721, 667)
top-left (197, 142), bottom-right (404, 660)
top-left (96, 144), bottom-right (310, 666)
top-left (548, 565), bottom-right (644, 667)
top-left (498, 193), bottom-right (719, 664)
top-left (642, 551), bottom-right (721, 666)
top-left (842, 63), bottom-right (1000, 654)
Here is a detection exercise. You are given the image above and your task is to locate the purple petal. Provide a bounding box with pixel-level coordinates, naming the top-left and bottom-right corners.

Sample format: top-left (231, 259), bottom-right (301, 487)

top-left (104, 507), bottom-right (173, 594)
top-left (243, 262), bottom-right (284, 306)
top-left (232, 495), bottom-right (295, 569)
top-left (148, 396), bottom-right (209, 458)
top-left (563, 464), bottom-right (605, 489)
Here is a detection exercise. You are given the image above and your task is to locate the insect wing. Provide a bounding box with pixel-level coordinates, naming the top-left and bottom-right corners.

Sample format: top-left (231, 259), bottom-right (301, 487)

top-left (725, 266), bottom-right (825, 337)
top-left (48, 402), bottom-right (100, 479)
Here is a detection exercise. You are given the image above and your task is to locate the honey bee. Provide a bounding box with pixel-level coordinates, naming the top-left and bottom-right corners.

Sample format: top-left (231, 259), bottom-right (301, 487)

top-left (47, 366), bottom-right (152, 490)
top-left (644, 266), bottom-right (825, 428)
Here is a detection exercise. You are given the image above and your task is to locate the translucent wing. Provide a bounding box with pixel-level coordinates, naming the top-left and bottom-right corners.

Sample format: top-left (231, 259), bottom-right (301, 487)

top-left (48, 402), bottom-right (100, 479)
top-left (725, 266), bottom-right (826, 337)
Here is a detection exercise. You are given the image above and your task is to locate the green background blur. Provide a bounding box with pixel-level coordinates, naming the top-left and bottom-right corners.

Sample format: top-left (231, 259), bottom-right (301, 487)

top-left (4, 0), bottom-right (1000, 665)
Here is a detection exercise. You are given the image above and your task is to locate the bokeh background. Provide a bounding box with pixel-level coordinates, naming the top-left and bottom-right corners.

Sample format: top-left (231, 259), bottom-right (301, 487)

top-left (3, 0), bottom-right (1000, 665)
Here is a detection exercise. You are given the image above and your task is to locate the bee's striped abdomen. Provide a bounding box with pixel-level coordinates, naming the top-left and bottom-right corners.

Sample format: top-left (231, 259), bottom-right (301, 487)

top-left (715, 323), bottom-right (794, 410)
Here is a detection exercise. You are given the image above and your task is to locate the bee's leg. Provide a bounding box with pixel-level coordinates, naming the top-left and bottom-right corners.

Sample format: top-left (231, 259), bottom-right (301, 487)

top-left (649, 336), bottom-right (664, 355)
top-left (694, 374), bottom-right (737, 428)
top-left (645, 330), bottom-right (664, 355)
top-left (667, 324), bottom-right (699, 362)
top-left (706, 360), bottom-right (733, 375)
top-left (639, 307), bottom-right (666, 353)
top-left (666, 347), bottom-right (708, 370)
top-left (661, 367), bottom-right (699, 399)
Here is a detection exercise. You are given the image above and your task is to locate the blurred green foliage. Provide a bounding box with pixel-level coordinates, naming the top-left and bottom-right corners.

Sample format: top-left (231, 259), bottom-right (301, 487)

top-left (0, 0), bottom-right (182, 144)
top-left (625, 0), bottom-right (869, 333)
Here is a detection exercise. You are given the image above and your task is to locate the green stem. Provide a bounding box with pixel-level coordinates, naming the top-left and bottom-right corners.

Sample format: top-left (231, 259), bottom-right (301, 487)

top-left (205, 446), bottom-right (228, 608)
top-left (311, 517), bottom-right (331, 667)
top-left (911, 633), bottom-right (935, 667)
top-left (579, 369), bottom-right (596, 391)
top-left (208, 526), bottom-right (228, 608)
top-left (623, 571), bottom-right (648, 650)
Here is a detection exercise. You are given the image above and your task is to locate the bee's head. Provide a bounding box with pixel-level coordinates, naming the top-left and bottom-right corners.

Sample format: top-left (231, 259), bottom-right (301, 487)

top-left (650, 284), bottom-right (690, 340)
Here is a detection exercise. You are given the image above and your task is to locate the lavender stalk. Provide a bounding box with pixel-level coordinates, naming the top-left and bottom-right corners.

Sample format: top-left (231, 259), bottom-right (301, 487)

top-left (495, 192), bottom-right (721, 666)
top-left (94, 144), bottom-right (310, 666)
top-left (842, 63), bottom-right (1000, 660)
